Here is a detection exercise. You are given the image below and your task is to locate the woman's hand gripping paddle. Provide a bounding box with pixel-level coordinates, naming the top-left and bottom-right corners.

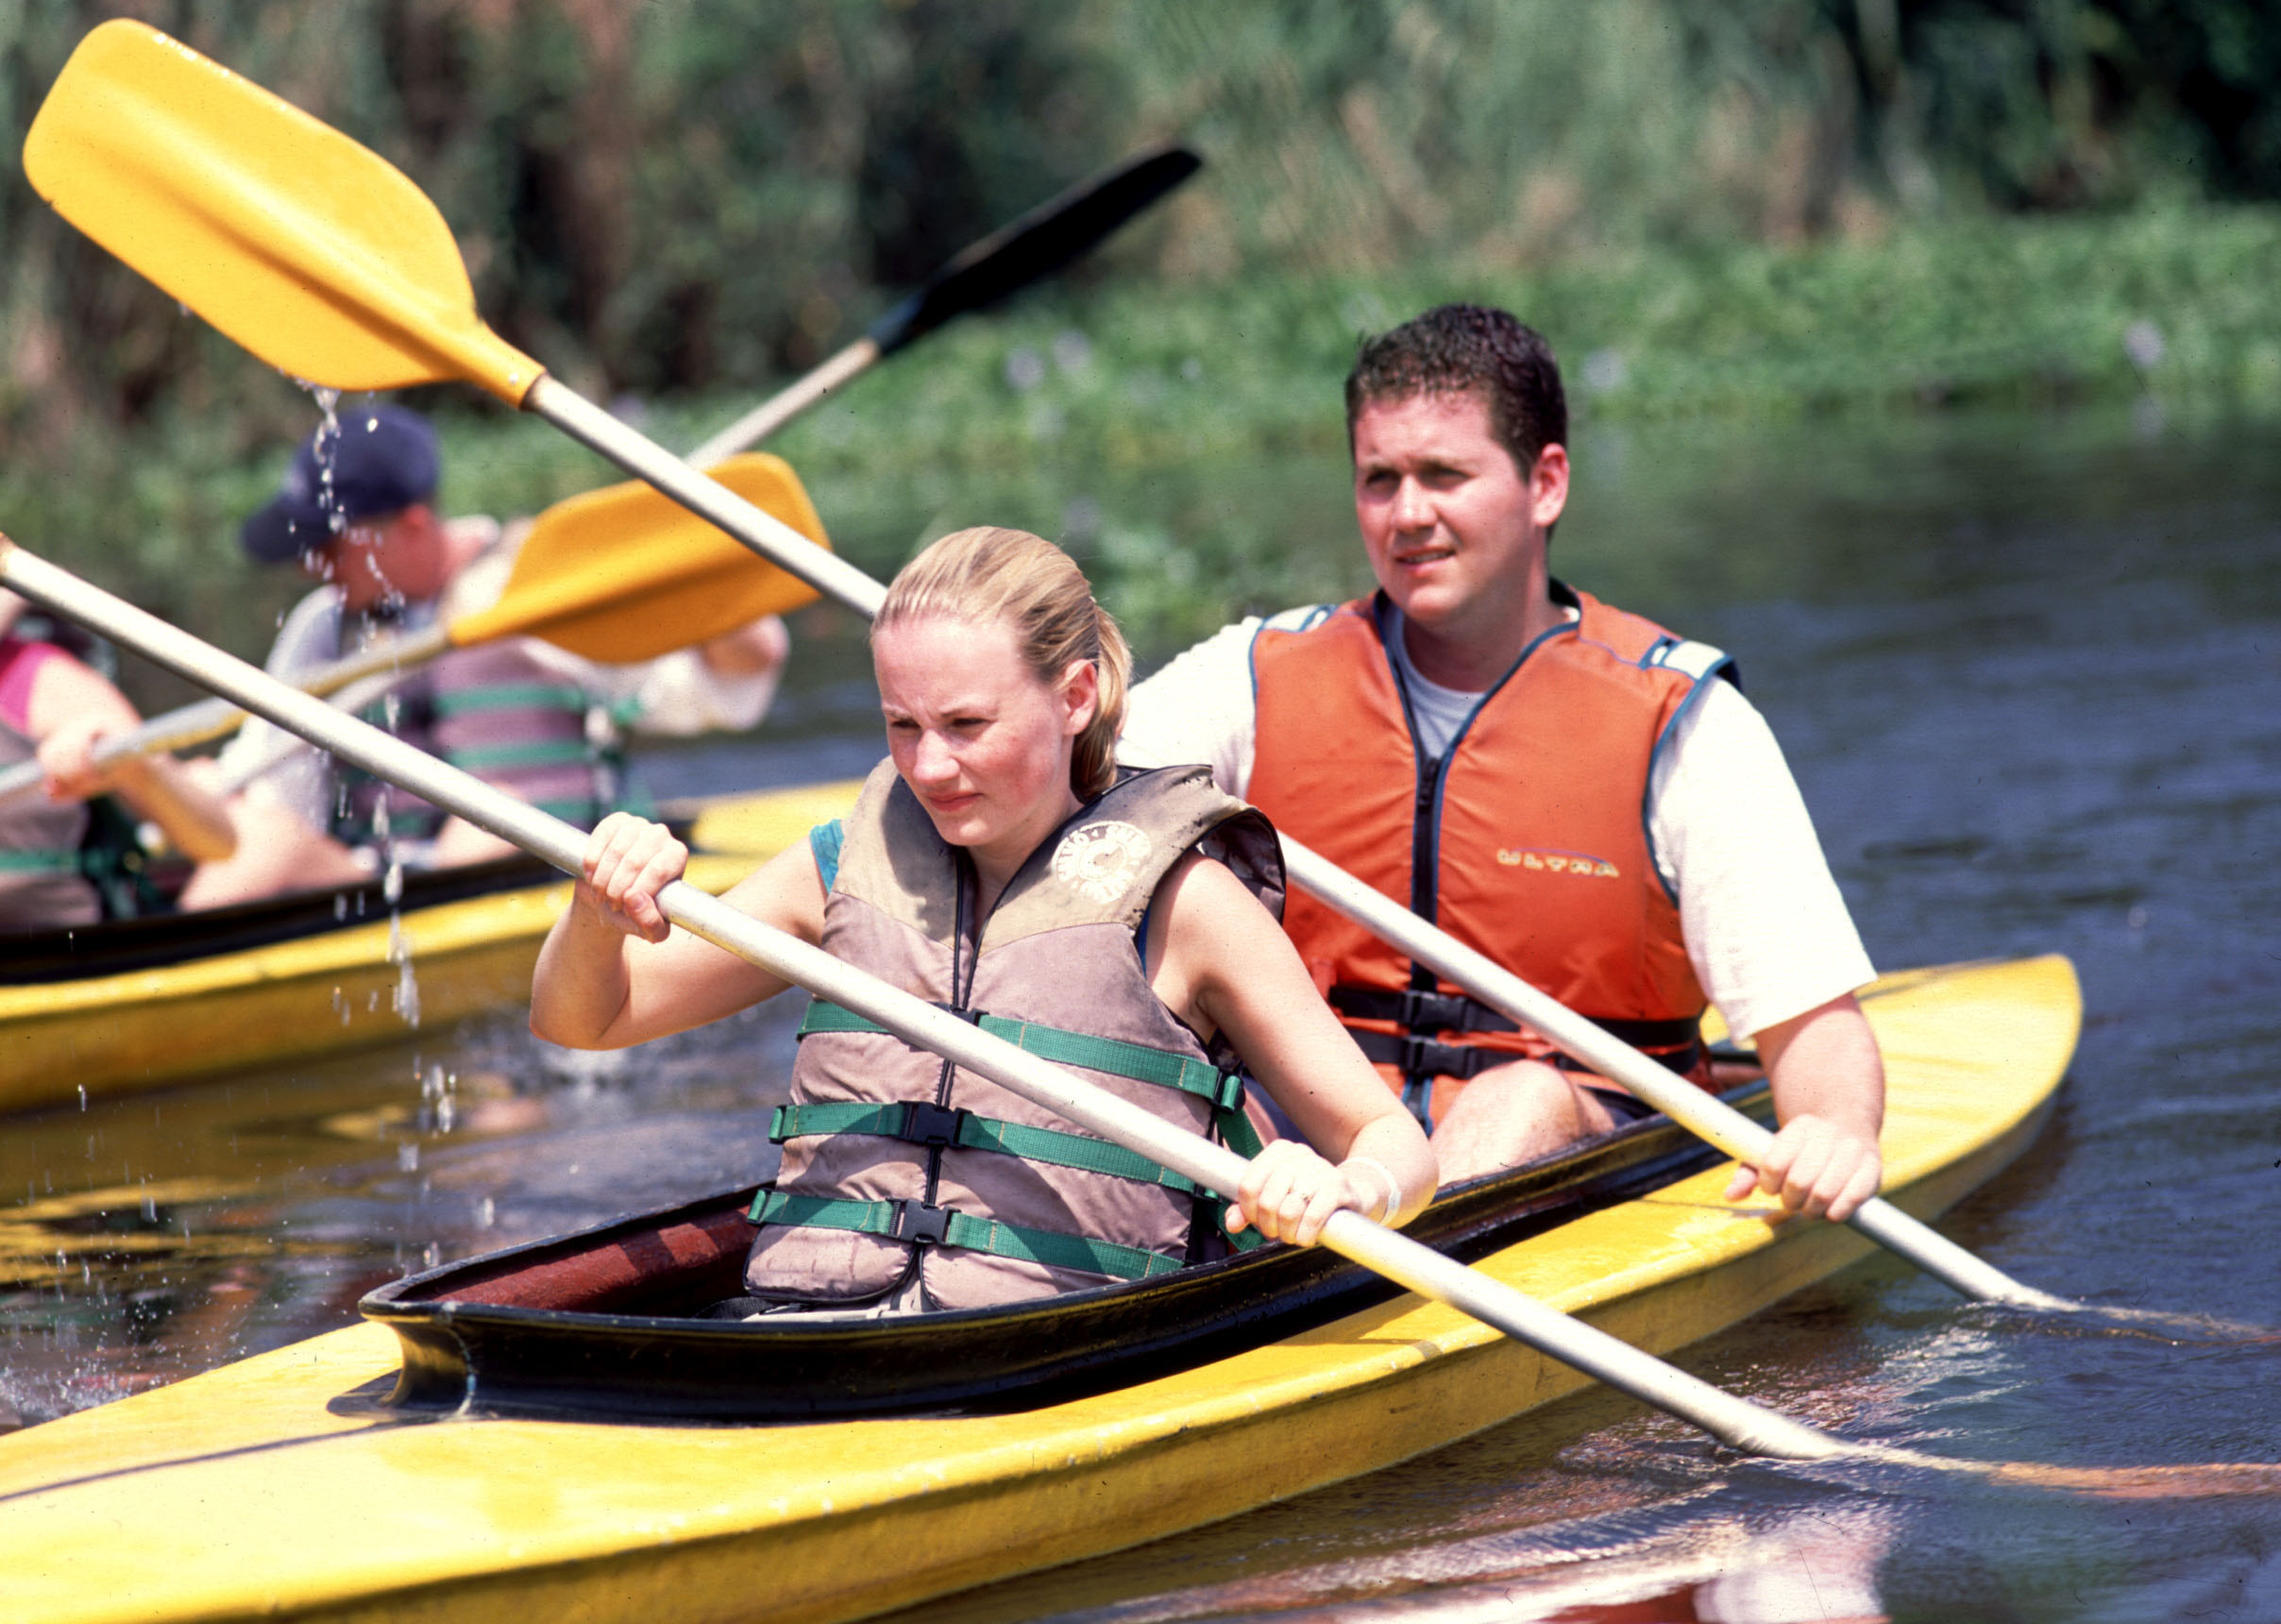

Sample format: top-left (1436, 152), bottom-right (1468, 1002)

top-left (685, 143), bottom-right (1201, 464)
top-left (0, 455), bottom-right (825, 807)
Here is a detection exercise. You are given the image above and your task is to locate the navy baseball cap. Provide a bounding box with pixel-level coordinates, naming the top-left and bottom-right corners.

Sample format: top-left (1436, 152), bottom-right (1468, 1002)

top-left (241, 405), bottom-right (440, 564)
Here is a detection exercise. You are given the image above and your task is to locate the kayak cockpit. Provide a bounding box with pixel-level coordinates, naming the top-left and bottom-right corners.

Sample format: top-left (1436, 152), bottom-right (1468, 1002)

top-left (361, 1075), bottom-right (1772, 1423)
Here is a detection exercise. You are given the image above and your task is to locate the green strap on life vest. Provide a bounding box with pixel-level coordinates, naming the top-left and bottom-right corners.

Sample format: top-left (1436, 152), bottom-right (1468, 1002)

top-left (0, 849), bottom-right (81, 872)
top-left (791, 999), bottom-right (1268, 1252)
top-left (799, 1000), bottom-right (1248, 1112)
top-left (431, 682), bottom-right (589, 717)
top-left (745, 1190), bottom-right (1187, 1282)
top-left (770, 1101), bottom-right (1207, 1195)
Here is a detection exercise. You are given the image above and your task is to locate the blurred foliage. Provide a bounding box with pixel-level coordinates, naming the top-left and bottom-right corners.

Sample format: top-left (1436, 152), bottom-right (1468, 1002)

top-left (1, 0), bottom-right (2278, 694)
top-left (6, 0), bottom-right (2281, 443)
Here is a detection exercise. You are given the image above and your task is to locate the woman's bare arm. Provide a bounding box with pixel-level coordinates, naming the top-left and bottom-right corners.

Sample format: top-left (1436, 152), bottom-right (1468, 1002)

top-left (530, 814), bottom-right (826, 1050)
top-left (1148, 854), bottom-right (1436, 1239)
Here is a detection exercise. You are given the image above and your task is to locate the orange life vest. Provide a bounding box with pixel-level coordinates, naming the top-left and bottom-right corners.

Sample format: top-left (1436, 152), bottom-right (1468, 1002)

top-left (1246, 586), bottom-right (1732, 1126)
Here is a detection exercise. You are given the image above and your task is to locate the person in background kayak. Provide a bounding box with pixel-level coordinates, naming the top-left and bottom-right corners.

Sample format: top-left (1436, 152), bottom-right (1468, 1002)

top-left (0, 589), bottom-right (235, 929)
top-left (532, 526), bottom-right (1435, 1313)
top-left (181, 405), bottom-right (790, 908)
top-left (1118, 304), bottom-right (1884, 1222)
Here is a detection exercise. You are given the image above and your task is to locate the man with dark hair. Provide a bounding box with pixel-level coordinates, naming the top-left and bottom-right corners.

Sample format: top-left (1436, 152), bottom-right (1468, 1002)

top-left (1121, 304), bottom-right (1884, 1221)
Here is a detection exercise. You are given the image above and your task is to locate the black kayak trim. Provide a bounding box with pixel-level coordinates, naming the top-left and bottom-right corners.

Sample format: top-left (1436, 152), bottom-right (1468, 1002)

top-left (361, 1075), bottom-right (1773, 1425)
top-left (0, 852), bottom-right (560, 985)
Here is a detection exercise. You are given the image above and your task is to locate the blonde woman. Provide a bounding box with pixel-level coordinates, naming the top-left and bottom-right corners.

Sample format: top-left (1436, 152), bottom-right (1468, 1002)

top-left (532, 527), bottom-right (1433, 1313)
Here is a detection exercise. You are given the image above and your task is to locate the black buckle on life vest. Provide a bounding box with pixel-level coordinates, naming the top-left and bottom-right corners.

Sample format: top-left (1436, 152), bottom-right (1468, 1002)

top-left (891, 1199), bottom-right (951, 1247)
top-left (934, 1002), bottom-right (984, 1024)
top-left (900, 1101), bottom-right (967, 1149)
top-left (1330, 984), bottom-right (1517, 1038)
top-left (1400, 988), bottom-right (1473, 1034)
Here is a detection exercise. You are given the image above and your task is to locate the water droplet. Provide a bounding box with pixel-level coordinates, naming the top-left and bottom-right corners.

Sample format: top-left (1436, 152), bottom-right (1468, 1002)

top-left (2121, 319), bottom-right (2166, 372)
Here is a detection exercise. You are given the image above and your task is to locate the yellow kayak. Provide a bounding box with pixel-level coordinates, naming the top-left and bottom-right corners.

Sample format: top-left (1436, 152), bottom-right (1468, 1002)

top-left (0, 780), bottom-right (862, 1114)
top-left (0, 954), bottom-right (2079, 1624)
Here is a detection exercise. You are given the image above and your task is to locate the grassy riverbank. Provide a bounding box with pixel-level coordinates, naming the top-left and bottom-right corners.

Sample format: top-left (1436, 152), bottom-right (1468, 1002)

top-left (8, 202), bottom-right (2278, 698)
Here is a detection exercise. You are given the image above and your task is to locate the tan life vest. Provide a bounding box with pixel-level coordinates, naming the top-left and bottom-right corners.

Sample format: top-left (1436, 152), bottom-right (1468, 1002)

top-left (1246, 587), bottom-right (1731, 1127)
top-left (745, 757), bottom-right (1284, 1311)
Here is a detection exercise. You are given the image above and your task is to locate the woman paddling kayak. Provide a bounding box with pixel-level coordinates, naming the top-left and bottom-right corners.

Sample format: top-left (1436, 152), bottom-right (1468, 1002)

top-left (532, 527), bottom-right (1434, 1312)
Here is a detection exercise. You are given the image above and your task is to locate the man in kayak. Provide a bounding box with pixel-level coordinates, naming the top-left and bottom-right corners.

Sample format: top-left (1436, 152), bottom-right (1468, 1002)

top-left (183, 406), bottom-right (790, 906)
top-left (1119, 303), bottom-right (1884, 1221)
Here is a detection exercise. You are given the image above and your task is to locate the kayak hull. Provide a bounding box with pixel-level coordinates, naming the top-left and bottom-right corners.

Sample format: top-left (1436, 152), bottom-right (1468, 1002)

top-left (0, 781), bottom-right (858, 1112)
top-left (0, 954), bottom-right (2081, 1624)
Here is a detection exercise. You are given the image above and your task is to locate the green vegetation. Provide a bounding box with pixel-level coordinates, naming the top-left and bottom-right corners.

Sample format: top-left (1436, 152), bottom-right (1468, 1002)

top-left (3, 2), bottom-right (2278, 695)
top-left (6, 199), bottom-right (2276, 702)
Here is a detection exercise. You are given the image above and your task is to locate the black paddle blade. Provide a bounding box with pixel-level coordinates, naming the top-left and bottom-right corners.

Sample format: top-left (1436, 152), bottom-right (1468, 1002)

top-left (866, 144), bottom-right (1203, 354)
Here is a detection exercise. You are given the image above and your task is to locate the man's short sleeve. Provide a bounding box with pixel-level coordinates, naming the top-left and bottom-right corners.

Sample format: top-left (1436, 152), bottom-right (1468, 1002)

top-left (1117, 618), bottom-right (1263, 797)
top-left (1648, 679), bottom-right (1877, 1040)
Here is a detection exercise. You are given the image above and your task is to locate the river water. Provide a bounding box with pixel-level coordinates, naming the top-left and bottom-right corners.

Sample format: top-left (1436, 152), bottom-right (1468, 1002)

top-left (3, 398), bottom-right (2278, 1622)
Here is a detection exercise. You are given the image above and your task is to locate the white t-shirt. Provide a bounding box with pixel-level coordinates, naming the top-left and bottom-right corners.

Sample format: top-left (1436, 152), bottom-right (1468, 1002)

top-left (1117, 607), bottom-right (1875, 1040)
top-left (219, 517), bottom-right (782, 831)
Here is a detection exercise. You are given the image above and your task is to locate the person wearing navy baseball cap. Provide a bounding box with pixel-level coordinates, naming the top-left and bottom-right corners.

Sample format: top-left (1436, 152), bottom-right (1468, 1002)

top-left (183, 405), bottom-right (791, 910)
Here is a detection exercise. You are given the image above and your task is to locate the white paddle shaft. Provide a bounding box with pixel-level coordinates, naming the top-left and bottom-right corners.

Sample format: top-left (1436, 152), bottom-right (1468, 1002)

top-left (685, 339), bottom-right (880, 466)
top-left (528, 378), bottom-right (887, 619)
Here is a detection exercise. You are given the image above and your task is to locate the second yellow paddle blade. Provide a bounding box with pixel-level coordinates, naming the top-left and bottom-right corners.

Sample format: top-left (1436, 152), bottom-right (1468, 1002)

top-left (23, 20), bottom-right (538, 402)
top-left (458, 454), bottom-right (829, 663)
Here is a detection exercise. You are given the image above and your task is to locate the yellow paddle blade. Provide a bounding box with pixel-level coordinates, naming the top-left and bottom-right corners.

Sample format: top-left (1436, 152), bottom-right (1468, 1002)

top-left (23, 20), bottom-right (538, 403)
top-left (454, 455), bottom-right (829, 662)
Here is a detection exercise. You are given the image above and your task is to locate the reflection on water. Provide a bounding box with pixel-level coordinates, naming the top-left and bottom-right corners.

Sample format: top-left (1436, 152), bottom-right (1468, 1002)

top-left (4, 398), bottom-right (2280, 1620)
top-left (0, 998), bottom-right (801, 1429)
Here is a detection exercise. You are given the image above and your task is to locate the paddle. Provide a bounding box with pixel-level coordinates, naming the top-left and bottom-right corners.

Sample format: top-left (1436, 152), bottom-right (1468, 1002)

top-left (0, 533), bottom-right (1836, 1460)
top-left (20, 20), bottom-right (2073, 1316)
top-left (25, 19), bottom-right (884, 623)
top-left (0, 453), bottom-right (826, 808)
top-left (686, 143), bottom-right (1201, 465)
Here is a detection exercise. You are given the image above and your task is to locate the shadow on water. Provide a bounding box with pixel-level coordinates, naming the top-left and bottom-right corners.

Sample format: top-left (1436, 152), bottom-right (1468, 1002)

top-left (4, 397), bottom-right (2280, 1620)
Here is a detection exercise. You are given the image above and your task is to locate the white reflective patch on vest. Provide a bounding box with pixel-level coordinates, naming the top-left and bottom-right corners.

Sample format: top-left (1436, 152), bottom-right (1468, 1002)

top-left (1646, 638), bottom-right (1727, 681)
top-left (1053, 820), bottom-right (1156, 905)
top-left (1259, 603), bottom-right (1336, 635)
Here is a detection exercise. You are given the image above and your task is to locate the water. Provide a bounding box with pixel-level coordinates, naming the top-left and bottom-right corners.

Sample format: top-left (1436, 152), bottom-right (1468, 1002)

top-left (4, 400), bottom-right (2279, 1619)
